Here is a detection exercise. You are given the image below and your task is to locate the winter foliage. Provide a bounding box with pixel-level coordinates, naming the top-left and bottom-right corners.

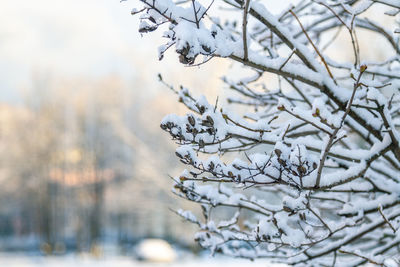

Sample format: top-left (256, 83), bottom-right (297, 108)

top-left (130, 0), bottom-right (400, 266)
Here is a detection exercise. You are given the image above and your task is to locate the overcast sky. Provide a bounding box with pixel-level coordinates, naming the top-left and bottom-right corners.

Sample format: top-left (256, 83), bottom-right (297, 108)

top-left (0, 0), bottom-right (300, 104)
top-left (1, 0), bottom-right (236, 106)
top-left (0, 0), bottom-right (148, 102)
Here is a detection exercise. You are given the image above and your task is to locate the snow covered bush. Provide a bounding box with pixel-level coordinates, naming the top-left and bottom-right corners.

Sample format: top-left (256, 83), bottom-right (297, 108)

top-left (130, 0), bottom-right (400, 266)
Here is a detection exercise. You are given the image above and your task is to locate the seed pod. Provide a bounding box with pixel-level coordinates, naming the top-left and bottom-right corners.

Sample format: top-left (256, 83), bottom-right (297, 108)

top-left (312, 108), bottom-right (320, 117)
top-left (202, 45), bottom-right (211, 53)
top-left (198, 106), bottom-right (205, 114)
top-left (297, 165), bottom-right (306, 175)
top-left (278, 158), bottom-right (286, 167)
top-left (188, 115), bottom-right (196, 126)
top-left (199, 139), bottom-right (205, 148)
top-left (206, 115), bottom-right (214, 126)
top-left (283, 206), bottom-right (292, 212)
top-left (360, 64), bottom-right (368, 72)
top-left (208, 161), bottom-right (215, 171)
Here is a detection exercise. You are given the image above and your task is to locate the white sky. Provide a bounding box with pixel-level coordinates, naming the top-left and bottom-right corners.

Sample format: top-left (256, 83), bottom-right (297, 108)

top-left (0, 0), bottom-right (317, 105)
top-left (0, 0), bottom-right (147, 102)
top-left (0, 0), bottom-right (297, 103)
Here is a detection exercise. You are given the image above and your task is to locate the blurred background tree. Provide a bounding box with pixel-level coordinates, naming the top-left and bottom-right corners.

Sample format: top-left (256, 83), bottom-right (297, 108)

top-left (0, 73), bottom-right (205, 254)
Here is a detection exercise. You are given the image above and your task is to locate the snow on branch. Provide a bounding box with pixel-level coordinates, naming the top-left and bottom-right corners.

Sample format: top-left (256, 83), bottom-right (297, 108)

top-left (129, 0), bottom-right (400, 265)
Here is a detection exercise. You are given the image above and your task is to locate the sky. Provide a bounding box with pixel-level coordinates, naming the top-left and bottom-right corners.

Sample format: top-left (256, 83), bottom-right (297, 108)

top-left (0, 0), bottom-right (390, 104)
top-left (0, 0), bottom-right (146, 102)
top-left (0, 0), bottom-right (236, 106)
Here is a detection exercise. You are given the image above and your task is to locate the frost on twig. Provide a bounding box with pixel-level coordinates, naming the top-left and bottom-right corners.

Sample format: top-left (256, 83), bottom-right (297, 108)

top-left (129, 0), bottom-right (400, 266)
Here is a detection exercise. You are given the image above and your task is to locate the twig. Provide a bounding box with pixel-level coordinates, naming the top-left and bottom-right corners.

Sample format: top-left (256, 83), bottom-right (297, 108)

top-left (315, 65), bottom-right (367, 188)
top-left (242, 0), bottom-right (251, 61)
top-left (279, 49), bottom-right (296, 71)
top-left (289, 9), bottom-right (336, 83)
top-left (378, 205), bottom-right (397, 233)
top-left (192, 0), bottom-right (200, 28)
top-left (339, 249), bottom-right (386, 266)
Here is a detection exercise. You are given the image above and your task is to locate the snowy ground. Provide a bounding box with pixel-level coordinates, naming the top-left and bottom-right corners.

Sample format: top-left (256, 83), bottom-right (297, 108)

top-left (0, 253), bottom-right (287, 267)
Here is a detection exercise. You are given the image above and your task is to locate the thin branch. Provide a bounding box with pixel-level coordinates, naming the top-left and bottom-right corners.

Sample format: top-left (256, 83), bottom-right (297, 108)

top-left (378, 205), bottom-right (397, 233)
top-left (242, 0), bottom-right (251, 61)
top-left (315, 65), bottom-right (366, 188)
top-left (289, 9), bottom-right (336, 83)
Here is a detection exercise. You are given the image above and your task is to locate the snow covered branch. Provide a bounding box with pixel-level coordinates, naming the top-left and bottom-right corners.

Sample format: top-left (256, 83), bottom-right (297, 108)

top-left (129, 0), bottom-right (400, 265)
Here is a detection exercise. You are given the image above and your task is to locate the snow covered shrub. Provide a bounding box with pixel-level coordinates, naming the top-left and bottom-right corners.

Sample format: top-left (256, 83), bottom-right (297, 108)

top-left (130, 0), bottom-right (400, 266)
